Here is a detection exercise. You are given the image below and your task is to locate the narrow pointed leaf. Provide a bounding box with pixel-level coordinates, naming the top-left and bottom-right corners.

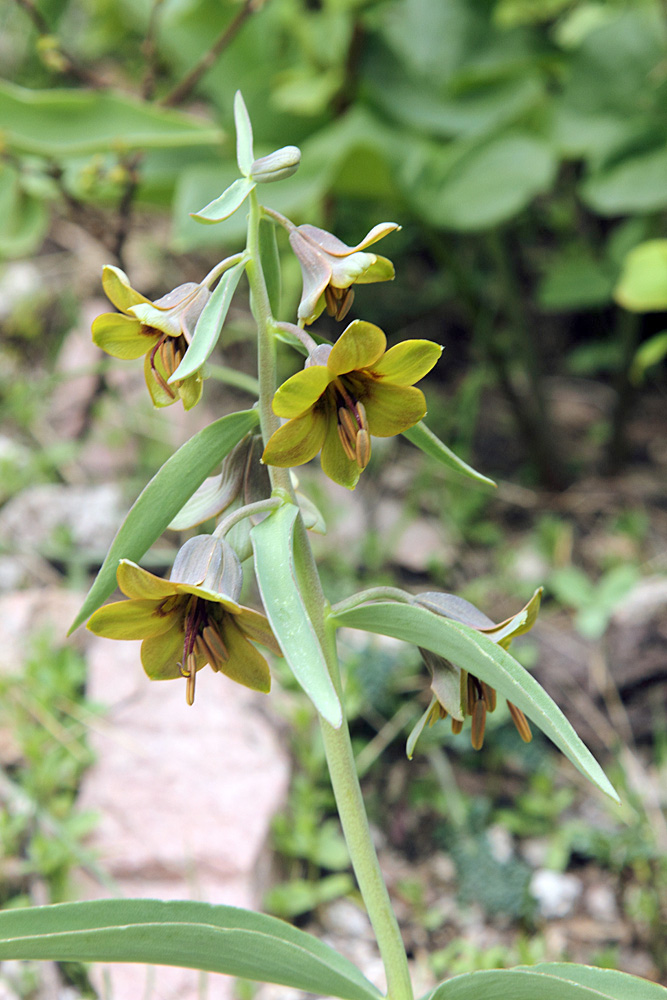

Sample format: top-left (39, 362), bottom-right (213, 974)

top-left (330, 602), bottom-right (618, 801)
top-left (259, 216), bottom-right (282, 317)
top-left (403, 422), bottom-right (495, 487)
top-left (70, 409), bottom-right (259, 632)
top-left (426, 965), bottom-right (667, 1000)
top-left (191, 177), bottom-right (255, 224)
top-left (252, 503), bottom-right (342, 727)
top-left (169, 260), bottom-right (246, 382)
top-left (234, 91), bottom-right (254, 175)
top-left (0, 899), bottom-right (382, 1000)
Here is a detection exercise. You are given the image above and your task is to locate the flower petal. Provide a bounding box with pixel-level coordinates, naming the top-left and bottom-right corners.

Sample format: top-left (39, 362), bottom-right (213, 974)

top-left (179, 372), bottom-right (203, 411)
top-left (262, 410), bottom-right (327, 468)
top-left (346, 222), bottom-right (400, 254)
top-left (140, 620), bottom-right (187, 680)
top-left (272, 365), bottom-right (333, 418)
top-left (232, 605), bottom-right (282, 655)
top-left (320, 415), bottom-right (360, 489)
top-left (92, 313), bottom-right (155, 360)
top-left (372, 340), bottom-right (442, 385)
top-left (117, 560), bottom-right (178, 600)
top-left (130, 302), bottom-right (182, 338)
top-left (329, 251), bottom-right (377, 290)
top-left (101, 265), bottom-right (152, 313)
top-left (298, 222), bottom-right (399, 256)
top-left (218, 616), bottom-right (271, 692)
top-left (353, 255), bottom-right (395, 285)
top-left (328, 321), bottom-right (386, 375)
top-left (144, 350), bottom-right (180, 408)
top-left (362, 383), bottom-right (427, 436)
top-left (289, 230), bottom-right (332, 323)
top-left (86, 599), bottom-right (175, 640)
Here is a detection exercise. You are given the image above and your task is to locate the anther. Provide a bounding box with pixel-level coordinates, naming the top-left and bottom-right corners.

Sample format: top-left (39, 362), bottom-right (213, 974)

top-left (507, 702), bottom-right (532, 743)
top-left (481, 682), bottom-right (497, 712)
top-left (471, 698), bottom-right (486, 750)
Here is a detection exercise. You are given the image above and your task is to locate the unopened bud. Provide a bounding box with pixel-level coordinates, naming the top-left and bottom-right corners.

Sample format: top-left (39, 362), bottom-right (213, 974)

top-left (250, 145), bottom-right (301, 183)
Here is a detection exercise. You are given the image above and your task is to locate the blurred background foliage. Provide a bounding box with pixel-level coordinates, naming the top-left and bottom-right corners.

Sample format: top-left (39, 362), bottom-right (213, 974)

top-left (2, 0), bottom-right (667, 488)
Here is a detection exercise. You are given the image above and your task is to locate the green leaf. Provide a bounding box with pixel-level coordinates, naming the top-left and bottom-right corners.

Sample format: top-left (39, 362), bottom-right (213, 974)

top-left (0, 899), bottom-right (382, 1000)
top-left (191, 176), bottom-right (255, 224)
top-left (614, 240), bottom-right (667, 312)
top-left (408, 133), bottom-right (556, 231)
top-left (234, 91), bottom-right (254, 175)
top-left (265, 874), bottom-right (355, 920)
top-left (329, 602), bottom-right (618, 801)
top-left (631, 331), bottom-right (667, 382)
top-left (70, 409), bottom-right (259, 632)
top-left (259, 216), bottom-right (282, 317)
top-left (426, 964), bottom-right (667, 999)
top-left (538, 249), bottom-right (615, 311)
top-left (402, 422), bottom-right (496, 487)
top-left (169, 259), bottom-right (247, 382)
top-left (0, 81), bottom-right (222, 157)
top-left (252, 503), bottom-right (342, 728)
top-left (0, 164), bottom-right (49, 259)
top-left (582, 145), bottom-right (667, 215)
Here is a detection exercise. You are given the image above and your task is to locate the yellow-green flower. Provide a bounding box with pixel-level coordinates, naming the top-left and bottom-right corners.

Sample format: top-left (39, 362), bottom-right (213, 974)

top-left (408, 589), bottom-right (542, 755)
top-left (262, 320), bottom-right (442, 489)
top-left (289, 222), bottom-right (399, 324)
top-left (86, 536), bottom-right (281, 705)
top-left (91, 265), bottom-right (208, 410)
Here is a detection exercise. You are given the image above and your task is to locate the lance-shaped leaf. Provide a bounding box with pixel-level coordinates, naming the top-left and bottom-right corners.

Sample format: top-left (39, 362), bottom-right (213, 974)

top-left (259, 216), bottom-right (282, 316)
top-left (70, 409), bottom-right (259, 633)
top-left (0, 899), bottom-right (382, 1000)
top-left (252, 503), bottom-right (342, 728)
top-left (426, 964), bottom-right (667, 1000)
top-left (234, 91), bottom-right (255, 175)
top-left (330, 602), bottom-right (618, 801)
top-left (169, 259), bottom-right (247, 382)
top-left (191, 177), bottom-right (255, 224)
top-left (403, 422), bottom-right (496, 487)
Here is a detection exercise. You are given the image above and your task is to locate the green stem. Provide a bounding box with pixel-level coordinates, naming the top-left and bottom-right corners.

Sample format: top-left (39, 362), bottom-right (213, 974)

top-left (320, 679), bottom-right (414, 1000)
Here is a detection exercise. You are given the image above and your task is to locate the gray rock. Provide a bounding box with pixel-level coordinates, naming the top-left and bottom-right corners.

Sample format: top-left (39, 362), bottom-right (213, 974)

top-left (530, 869), bottom-right (582, 919)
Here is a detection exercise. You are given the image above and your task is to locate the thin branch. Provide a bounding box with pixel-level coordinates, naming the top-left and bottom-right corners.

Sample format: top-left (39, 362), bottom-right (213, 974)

top-left (140, 0), bottom-right (167, 101)
top-left (159, 0), bottom-right (257, 108)
top-left (112, 152), bottom-right (144, 269)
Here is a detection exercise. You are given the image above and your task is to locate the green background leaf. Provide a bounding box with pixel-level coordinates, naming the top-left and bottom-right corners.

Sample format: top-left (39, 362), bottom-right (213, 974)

top-left (70, 409), bottom-right (259, 632)
top-left (330, 602), bottom-right (618, 801)
top-left (0, 81), bottom-right (223, 157)
top-left (252, 504), bottom-right (342, 728)
top-left (0, 899), bottom-right (382, 1000)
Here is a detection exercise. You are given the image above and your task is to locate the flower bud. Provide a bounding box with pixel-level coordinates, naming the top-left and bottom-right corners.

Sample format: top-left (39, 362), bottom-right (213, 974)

top-left (250, 146), bottom-right (301, 183)
top-left (170, 535), bottom-right (242, 601)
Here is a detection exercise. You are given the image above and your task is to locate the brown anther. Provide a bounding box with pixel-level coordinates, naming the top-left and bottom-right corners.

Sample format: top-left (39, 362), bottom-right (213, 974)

top-left (150, 338), bottom-right (177, 398)
top-left (338, 405), bottom-right (358, 441)
top-left (471, 698), bottom-right (486, 750)
top-left (507, 701), bottom-right (532, 743)
top-left (451, 718), bottom-right (463, 735)
top-left (337, 415), bottom-right (357, 462)
top-left (198, 623), bottom-right (229, 671)
top-left (356, 429), bottom-right (371, 469)
top-left (185, 653), bottom-right (197, 706)
top-left (325, 285), bottom-right (354, 321)
top-left (481, 682), bottom-right (497, 713)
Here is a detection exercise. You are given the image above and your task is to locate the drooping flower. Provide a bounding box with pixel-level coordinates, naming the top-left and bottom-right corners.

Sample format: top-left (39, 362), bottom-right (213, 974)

top-left (407, 589), bottom-right (542, 756)
top-left (86, 535), bottom-right (281, 705)
top-left (289, 222), bottom-right (399, 324)
top-left (91, 265), bottom-right (209, 410)
top-left (262, 320), bottom-right (442, 489)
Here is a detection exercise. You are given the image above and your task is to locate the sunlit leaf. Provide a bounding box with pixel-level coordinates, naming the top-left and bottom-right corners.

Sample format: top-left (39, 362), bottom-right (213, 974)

top-left (191, 177), bottom-right (255, 224)
top-left (426, 964), bottom-right (667, 999)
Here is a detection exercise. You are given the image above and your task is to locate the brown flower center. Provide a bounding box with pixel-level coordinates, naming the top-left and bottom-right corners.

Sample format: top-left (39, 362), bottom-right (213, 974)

top-left (179, 597), bottom-right (229, 705)
top-left (333, 379), bottom-right (371, 470)
top-left (324, 285), bottom-right (354, 322)
top-left (148, 333), bottom-right (187, 399)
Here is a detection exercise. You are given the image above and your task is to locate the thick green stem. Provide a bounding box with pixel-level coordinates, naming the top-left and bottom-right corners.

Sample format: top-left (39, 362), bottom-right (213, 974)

top-left (319, 622), bottom-right (413, 1000)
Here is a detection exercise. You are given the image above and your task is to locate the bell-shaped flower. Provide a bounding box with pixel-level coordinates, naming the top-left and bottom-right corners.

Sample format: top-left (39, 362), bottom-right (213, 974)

top-left (289, 222), bottom-right (399, 324)
top-left (262, 320), bottom-right (442, 489)
top-left (407, 589), bottom-right (542, 756)
top-left (86, 535), bottom-right (281, 705)
top-left (91, 265), bottom-right (209, 410)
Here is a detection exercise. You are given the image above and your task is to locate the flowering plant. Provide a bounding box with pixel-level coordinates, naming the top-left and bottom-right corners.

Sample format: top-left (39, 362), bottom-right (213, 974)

top-left (3, 92), bottom-right (662, 1000)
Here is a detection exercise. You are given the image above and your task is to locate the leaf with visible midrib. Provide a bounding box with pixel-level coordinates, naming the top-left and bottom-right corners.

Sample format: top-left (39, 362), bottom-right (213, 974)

top-left (0, 899), bottom-right (383, 1000)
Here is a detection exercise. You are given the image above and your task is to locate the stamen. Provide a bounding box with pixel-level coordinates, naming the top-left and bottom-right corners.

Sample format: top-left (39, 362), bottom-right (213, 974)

top-left (198, 623), bottom-right (229, 671)
top-left (481, 682), bottom-right (497, 712)
top-left (507, 702), bottom-right (532, 743)
top-left (150, 337), bottom-right (177, 398)
top-left (337, 418), bottom-right (357, 462)
top-left (471, 698), bottom-right (486, 750)
top-left (356, 429), bottom-right (371, 469)
top-left (184, 651), bottom-right (197, 705)
top-left (325, 286), bottom-right (354, 321)
top-left (451, 718), bottom-right (463, 735)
